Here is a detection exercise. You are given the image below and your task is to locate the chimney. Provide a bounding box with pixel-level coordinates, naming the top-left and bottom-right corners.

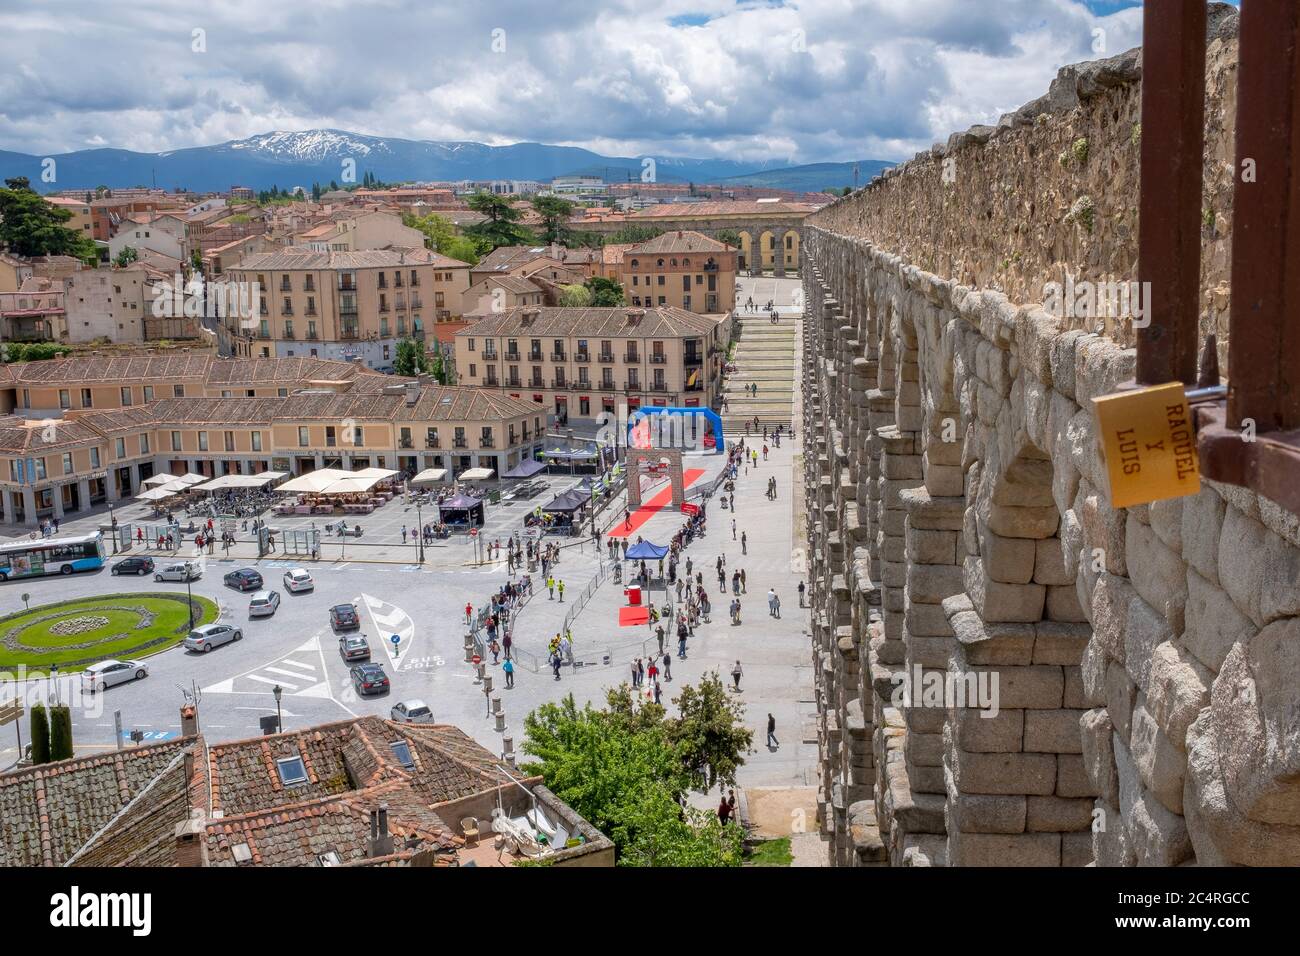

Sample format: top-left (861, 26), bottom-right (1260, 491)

top-left (677, 230), bottom-right (682, 238)
top-left (369, 804), bottom-right (393, 858)
top-left (180, 702), bottom-right (199, 736)
top-left (174, 809), bottom-right (208, 867)
top-left (405, 381), bottom-right (419, 406)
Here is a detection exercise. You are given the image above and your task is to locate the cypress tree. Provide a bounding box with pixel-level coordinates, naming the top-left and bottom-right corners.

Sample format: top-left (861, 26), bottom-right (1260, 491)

top-left (29, 703), bottom-right (50, 765)
top-left (49, 705), bottom-right (73, 761)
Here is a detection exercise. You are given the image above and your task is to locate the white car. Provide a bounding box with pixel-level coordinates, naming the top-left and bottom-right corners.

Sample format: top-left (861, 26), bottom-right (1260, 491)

top-left (155, 561), bottom-right (202, 583)
top-left (82, 659), bottom-right (147, 692)
top-left (283, 568), bottom-right (314, 593)
top-left (248, 590), bottom-right (281, 618)
top-left (390, 699), bottom-right (434, 724)
top-left (184, 622), bottom-right (242, 653)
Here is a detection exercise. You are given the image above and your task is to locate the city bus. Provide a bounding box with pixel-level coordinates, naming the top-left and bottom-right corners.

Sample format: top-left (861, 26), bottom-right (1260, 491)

top-left (0, 532), bottom-right (107, 581)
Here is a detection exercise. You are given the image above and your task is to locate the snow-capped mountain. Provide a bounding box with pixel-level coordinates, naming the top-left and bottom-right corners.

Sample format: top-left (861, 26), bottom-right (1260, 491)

top-left (0, 128), bottom-right (886, 193)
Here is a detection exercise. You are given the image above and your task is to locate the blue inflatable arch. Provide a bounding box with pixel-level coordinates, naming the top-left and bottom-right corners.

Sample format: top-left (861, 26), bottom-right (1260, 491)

top-left (625, 406), bottom-right (725, 455)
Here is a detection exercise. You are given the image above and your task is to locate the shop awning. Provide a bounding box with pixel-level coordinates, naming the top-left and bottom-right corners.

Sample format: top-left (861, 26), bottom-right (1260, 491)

top-left (136, 484), bottom-right (185, 501)
top-left (191, 471), bottom-right (286, 492)
top-left (458, 467), bottom-right (496, 481)
top-left (411, 467), bottom-right (449, 484)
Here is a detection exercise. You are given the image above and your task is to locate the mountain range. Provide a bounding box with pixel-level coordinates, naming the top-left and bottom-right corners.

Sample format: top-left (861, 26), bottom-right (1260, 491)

top-left (0, 129), bottom-right (894, 195)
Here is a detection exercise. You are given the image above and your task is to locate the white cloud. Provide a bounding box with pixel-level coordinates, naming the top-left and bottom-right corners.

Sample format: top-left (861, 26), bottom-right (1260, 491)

top-left (0, 0), bottom-right (1147, 163)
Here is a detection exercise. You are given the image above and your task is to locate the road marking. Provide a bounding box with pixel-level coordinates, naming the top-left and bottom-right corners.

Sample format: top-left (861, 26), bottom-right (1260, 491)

top-left (275, 659), bottom-right (317, 673)
top-left (264, 665), bottom-right (313, 679)
top-left (246, 674), bottom-right (298, 690)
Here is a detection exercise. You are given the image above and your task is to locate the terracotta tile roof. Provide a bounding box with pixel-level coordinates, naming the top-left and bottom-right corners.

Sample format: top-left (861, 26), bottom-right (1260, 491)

top-left (0, 414), bottom-right (112, 453)
top-left (627, 230), bottom-right (733, 254)
top-left (628, 200), bottom-right (814, 218)
top-left (461, 305), bottom-right (719, 339)
top-left (234, 246), bottom-right (467, 271)
top-left (602, 243), bottom-right (635, 265)
top-left (0, 738), bottom-right (195, 867)
top-left (473, 245), bottom-right (556, 274)
top-left (470, 274), bottom-right (544, 295)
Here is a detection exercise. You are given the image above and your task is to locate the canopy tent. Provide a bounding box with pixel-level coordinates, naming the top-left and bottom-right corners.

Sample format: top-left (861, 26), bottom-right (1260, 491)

top-left (174, 473), bottom-right (208, 487)
top-left (411, 467), bottom-right (449, 485)
top-left (458, 467), bottom-right (496, 481)
top-left (542, 489), bottom-right (590, 513)
top-left (438, 493), bottom-right (485, 526)
top-left (624, 540), bottom-right (669, 560)
top-left (142, 473), bottom-right (179, 487)
top-left (540, 447), bottom-right (600, 460)
top-left (191, 471), bottom-right (286, 492)
top-left (135, 484), bottom-right (185, 501)
top-left (502, 458), bottom-right (547, 479)
top-left (277, 467), bottom-right (398, 496)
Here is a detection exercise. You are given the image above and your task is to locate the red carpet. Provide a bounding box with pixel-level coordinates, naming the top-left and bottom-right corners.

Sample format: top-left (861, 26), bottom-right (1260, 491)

top-left (619, 606), bottom-right (650, 627)
top-left (608, 467), bottom-right (706, 540)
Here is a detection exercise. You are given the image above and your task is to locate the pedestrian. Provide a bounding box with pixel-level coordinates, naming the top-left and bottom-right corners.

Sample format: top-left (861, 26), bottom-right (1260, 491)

top-left (662, 651), bottom-right (672, 681)
top-left (547, 575), bottom-right (555, 599)
top-left (653, 680), bottom-right (662, 705)
top-left (678, 633), bottom-right (688, 659)
top-left (648, 658), bottom-right (659, 685)
top-left (731, 660), bottom-right (743, 691)
top-left (465, 602), bottom-right (473, 625)
top-left (137, 528), bottom-right (144, 544)
top-left (798, 580), bottom-right (806, 607)
top-left (502, 631), bottom-right (512, 660)
top-left (631, 660), bottom-right (640, 688)
top-left (732, 518), bottom-right (737, 540)
top-left (740, 568), bottom-right (747, 593)
top-left (501, 656), bottom-right (514, 688)
top-left (637, 657), bottom-right (645, 687)
top-left (656, 625), bottom-right (666, 654)
top-left (557, 579), bottom-right (565, 602)
top-left (489, 638), bottom-right (500, 664)
top-left (732, 571), bottom-right (740, 595)
top-left (741, 531), bottom-right (747, 554)
top-left (552, 653), bottom-right (562, 681)
top-left (767, 713), bottom-right (779, 748)
top-left (770, 589), bottom-right (781, 618)
top-left (401, 525), bottom-right (408, 544)
top-left (718, 795), bottom-right (732, 825)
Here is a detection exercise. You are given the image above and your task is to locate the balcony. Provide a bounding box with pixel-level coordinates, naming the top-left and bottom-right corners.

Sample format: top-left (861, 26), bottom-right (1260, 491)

top-left (684, 352), bottom-right (704, 366)
top-left (598, 352), bottom-right (615, 363)
top-left (453, 437), bottom-right (469, 449)
top-left (399, 437), bottom-right (414, 449)
top-left (624, 382), bottom-right (640, 392)
top-left (338, 278), bottom-right (356, 292)
top-left (551, 379), bottom-right (567, 389)
top-left (482, 350), bottom-right (498, 361)
top-left (282, 328), bottom-right (295, 339)
top-left (305, 308), bottom-right (318, 317)
top-left (339, 303), bottom-right (358, 316)
top-left (410, 298), bottom-right (423, 310)
top-left (426, 437), bottom-right (441, 449)
top-left (340, 327), bottom-right (360, 340)
top-left (550, 351), bottom-right (566, 362)
top-left (279, 281), bottom-right (292, 292)
top-left (377, 277), bottom-right (388, 290)
top-left (281, 307), bottom-right (293, 316)
top-left (601, 380), bottom-right (616, 391)
top-left (485, 378), bottom-right (500, 387)
top-left (624, 353), bottom-right (640, 364)
top-left (304, 281), bottom-right (315, 293)
top-left (529, 377), bottom-right (545, 389)
top-left (649, 353), bottom-right (667, 364)
top-left (506, 376), bottom-right (522, 388)
top-left (522, 428), bottom-right (531, 441)
top-left (378, 302), bottom-right (390, 313)
top-left (648, 383), bottom-right (669, 393)
top-left (575, 350), bottom-right (590, 363)
top-left (505, 350), bottom-right (521, 361)
top-left (306, 331), bottom-right (319, 340)
top-left (508, 433), bottom-right (518, 446)
top-left (479, 436), bottom-right (496, 449)
top-left (528, 349), bottom-right (543, 362)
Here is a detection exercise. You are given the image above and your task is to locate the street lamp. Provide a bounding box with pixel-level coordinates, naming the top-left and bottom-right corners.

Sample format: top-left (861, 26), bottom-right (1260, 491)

top-left (272, 684), bottom-right (283, 734)
top-left (416, 498), bottom-right (425, 563)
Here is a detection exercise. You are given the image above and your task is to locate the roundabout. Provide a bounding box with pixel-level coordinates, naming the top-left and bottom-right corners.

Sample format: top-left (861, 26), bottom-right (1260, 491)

top-left (0, 593), bottom-right (220, 671)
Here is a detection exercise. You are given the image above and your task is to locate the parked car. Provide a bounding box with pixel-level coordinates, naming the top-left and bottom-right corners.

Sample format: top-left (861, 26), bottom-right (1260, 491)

top-left (248, 590), bottom-right (281, 618)
top-left (111, 556), bottom-right (155, 576)
top-left (224, 568), bottom-right (263, 591)
top-left (184, 622), bottom-right (242, 653)
top-left (350, 662), bottom-right (390, 696)
top-left (283, 568), bottom-right (314, 593)
top-left (82, 659), bottom-right (147, 692)
top-left (338, 634), bottom-right (371, 662)
top-left (330, 603), bottom-right (360, 630)
top-left (155, 561), bottom-right (202, 582)
top-left (390, 699), bottom-right (434, 724)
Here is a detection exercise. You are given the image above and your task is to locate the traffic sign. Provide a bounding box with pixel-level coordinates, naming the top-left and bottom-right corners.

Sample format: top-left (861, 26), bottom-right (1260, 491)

top-left (390, 633), bottom-right (401, 645)
top-left (471, 654), bottom-right (482, 666)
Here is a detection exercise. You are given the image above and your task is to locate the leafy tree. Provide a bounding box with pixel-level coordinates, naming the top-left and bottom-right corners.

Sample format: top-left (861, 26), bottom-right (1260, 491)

top-left (716, 229), bottom-right (742, 249)
top-left (393, 338), bottom-right (431, 377)
top-left (557, 283), bottom-right (592, 307)
top-left (29, 703), bottom-right (50, 765)
top-left (1, 342), bottom-right (71, 363)
top-left (0, 178), bottom-right (99, 263)
top-left (604, 224), bottom-right (662, 245)
top-left (114, 246), bottom-right (139, 267)
top-left (49, 705), bottom-right (73, 761)
top-left (666, 671), bottom-right (753, 791)
top-left (532, 194), bottom-right (576, 243)
top-left (614, 786), bottom-right (744, 868)
top-left (463, 191), bottom-right (536, 250)
top-left (584, 276), bottom-right (625, 307)
top-left (403, 212), bottom-right (481, 266)
top-left (428, 349), bottom-right (450, 385)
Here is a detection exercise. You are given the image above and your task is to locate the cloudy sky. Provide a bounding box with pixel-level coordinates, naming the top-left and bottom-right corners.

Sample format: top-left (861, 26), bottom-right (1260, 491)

top-left (0, 0), bottom-right (1153, 164)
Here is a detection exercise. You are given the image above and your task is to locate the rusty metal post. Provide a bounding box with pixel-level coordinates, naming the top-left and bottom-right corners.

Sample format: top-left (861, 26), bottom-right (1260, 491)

top-left (1136, 0), bottom-right (1206, 386)
top-left (1226, 1), bottom-right (1300, 432)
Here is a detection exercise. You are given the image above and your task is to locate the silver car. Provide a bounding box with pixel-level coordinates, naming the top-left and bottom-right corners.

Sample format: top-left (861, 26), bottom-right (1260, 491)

top-left (184, 622), bottom-right (242, 653)
top-left (155, 561), bottom-right (202, 582)
top-left (248, 590), bottom-right (281, 618)
top-left (82, 659), bottom-right (148, 693)
top-left (390, 699), bottom-right (434, 724)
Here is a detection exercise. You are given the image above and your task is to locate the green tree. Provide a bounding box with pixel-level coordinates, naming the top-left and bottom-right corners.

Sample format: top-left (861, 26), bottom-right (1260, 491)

top-left (114, 246), bottom-right (139, 267)
top-left (49, 705), bottom-right (73, 761)
top-left (557, 283), bottom-right (592, 307)
top-left (0, 178), bottom-right (99, 263)
top-left (666, 671), bottom-right (753, 792)
top-left (532, 194), bottom-right (576, 243)
top-left (604, 224), bottom-right (662, 245)
top-left (393, 338), bottom-right (431, 377)
top-left (463, 192), bottom-right (536, 250)
top-left (428, 349), bottom-right (450, 385)
top-left (584, 276), bottom-right (625, 307)
top-left (29, 702), bottom-right (50, 765)
top-left (403, 212), bottom-right (481, 266)
top-left (614, 786), bottom-right (745, 868)
top-left (189, 249), bottom-right (203, 273)
top-left (716, 229), bottom-right (742, 249)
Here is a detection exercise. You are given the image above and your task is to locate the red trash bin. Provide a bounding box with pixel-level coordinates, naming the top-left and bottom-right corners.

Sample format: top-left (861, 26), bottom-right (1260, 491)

top-left (625, 584), bottom-right (642, 606)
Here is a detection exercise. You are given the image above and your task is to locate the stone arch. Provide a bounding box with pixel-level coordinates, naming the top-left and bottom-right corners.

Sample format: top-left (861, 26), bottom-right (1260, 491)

top-left (737, 231), bottom-right (755, 272)
top-left (943, 439), bottom-right (1096, 867)
top-left (781, 228), bottom-right (802, 275)
top-left (758, 230), bottom-right (777, 274)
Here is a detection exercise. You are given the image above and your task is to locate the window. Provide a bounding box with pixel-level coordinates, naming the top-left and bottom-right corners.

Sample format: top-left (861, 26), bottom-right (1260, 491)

top-left (58, 389), bottom-right (70, 409)
top-left (143, 385), bottom-right (154, 402)
top-left (173, 384), bottom-right (185, 398)
top-left (114, 438), bottom-right (125, 459)
top-left (252, 432), bottom-right (262, 452)
top-left (89, 448), bottom-right (100, 469)
top-left (390, 741), bottom-right (415, 769)
top-left (276, 756), bottom-right (309, 786)
top-left (298, 426), bottom-right (309, 447)
top-left (197, 432), bottom-right (208, 452)
top-left (352, 425), bottom-right (364, 446)
top-left (171, 431), bottom-right (181, 451)
top-left (62, 453), bottom-right (73, 475)
top-left (120, 387), bottom-right (132, 406)
top-left (140, 433), bottom-right (150, 454)
top-left (224, 431), bottom-right (235, 452)
top-left (81, 388), bottom-right (92, 407)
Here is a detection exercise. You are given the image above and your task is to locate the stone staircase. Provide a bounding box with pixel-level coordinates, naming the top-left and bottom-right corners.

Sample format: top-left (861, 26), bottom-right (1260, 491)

top-left (722, 313), bottom-right (800, 430)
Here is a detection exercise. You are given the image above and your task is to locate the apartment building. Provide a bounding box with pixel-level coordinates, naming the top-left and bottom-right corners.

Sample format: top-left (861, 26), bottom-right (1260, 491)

top-left (455, 305), bottom-right (731, 421)
top-left (45, 196), bottom-right (95, 238)
top-left (0, 373), bottom-right (540, 525)
top-left (107, 212), bottom-right (192, 263)
top-left (617, 230), bottom-right (737, 314)
top-left (294, 210), bottom-right (426, 252)
top-left (462, 274), bottom-right (547, 315)
top-left (0, 278), bottom-right (67, 342)
top-left (225, 247), bottom-right (471, 368)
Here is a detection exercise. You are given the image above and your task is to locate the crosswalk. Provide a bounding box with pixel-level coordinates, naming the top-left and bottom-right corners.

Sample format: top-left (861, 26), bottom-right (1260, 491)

top-left (201, 636), bottom-right (334, 698)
